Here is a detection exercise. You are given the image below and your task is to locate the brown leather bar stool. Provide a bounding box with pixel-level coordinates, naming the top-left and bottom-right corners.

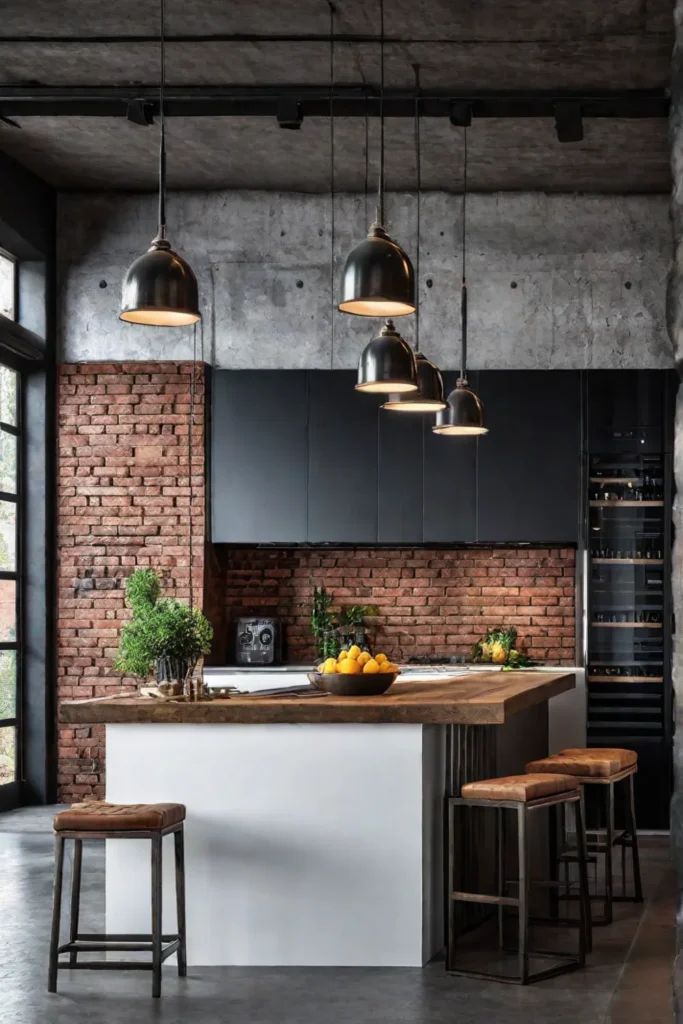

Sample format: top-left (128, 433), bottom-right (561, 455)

top-left (447, 773), bottom-right (590, 985)
top-left (48, 801), bottom-right (187, 998)
top-left (526, 748), bottom-right (642, 925)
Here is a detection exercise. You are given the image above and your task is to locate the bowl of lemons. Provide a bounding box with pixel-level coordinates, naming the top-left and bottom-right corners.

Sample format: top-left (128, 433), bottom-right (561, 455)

top-left (308, 646), bottom-right (400, 696)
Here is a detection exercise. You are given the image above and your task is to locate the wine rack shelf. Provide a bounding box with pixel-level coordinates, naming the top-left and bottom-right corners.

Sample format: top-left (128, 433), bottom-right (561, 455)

top-left (588, 676), bottom-right (664, 683)
top-left (591, 558), bottom-right (663, 565)
top-left (591, 622), bottom-right (662, 629)
top-left (589, 500), bottom-right (663, 508)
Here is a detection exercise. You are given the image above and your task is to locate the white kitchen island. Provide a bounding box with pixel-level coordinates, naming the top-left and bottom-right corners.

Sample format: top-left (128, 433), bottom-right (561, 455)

top-left (62, 668), bottom-right (576, 967)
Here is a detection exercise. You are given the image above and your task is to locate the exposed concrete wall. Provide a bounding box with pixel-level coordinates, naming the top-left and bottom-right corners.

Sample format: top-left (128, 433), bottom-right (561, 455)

top-left (58, 190), bottom-right (673, 370)
top-left (668, 4), bottom-right (683, 1021)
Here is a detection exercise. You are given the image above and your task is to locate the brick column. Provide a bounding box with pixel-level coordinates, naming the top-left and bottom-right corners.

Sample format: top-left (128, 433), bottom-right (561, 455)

top-left (56, 362), bottom-right (206, 800)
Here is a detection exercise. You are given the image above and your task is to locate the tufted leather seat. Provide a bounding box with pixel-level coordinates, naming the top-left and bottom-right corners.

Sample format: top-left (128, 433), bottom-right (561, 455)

top-left (526, 748), bottom-right (637, 780)
top-left (460, 773), bottom-right (579, 803)
top-left (54, 801), bottom-right (186, 833)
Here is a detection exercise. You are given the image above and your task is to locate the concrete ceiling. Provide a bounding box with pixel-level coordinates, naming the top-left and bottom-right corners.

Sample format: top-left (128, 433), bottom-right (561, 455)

top-left (0, 0), bottom-right (674, 193)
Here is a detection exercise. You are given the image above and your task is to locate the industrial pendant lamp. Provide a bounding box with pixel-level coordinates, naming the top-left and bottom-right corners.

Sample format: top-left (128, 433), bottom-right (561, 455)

top-left (433, 126), bottom-right (487, 436)
top-left (120, 0), bottom-right (200, 326)
top-left (383, 67), bottom-right (446, 413)
top-left (338, 0), bottom-right (415, 317)
top-left (356, 319), bottom-right (417, 393)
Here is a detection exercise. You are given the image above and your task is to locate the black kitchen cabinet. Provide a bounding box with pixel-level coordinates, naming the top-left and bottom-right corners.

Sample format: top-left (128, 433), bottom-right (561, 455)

top-left (377, 405), bottom-right (423, 543)
top-left (307, 371), bottom-right (379, 543)
top-left (586, 369), bottom-right (674, 454)
top-left (422, 372), bottom-right (478, 543)
top-left (476, 370), bottom-right (582, 543)
top-left (211, 370), bottom-right (308, 543)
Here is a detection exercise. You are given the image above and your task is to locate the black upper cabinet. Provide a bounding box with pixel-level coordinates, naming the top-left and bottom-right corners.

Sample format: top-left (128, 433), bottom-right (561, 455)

top-left (211, 370), bottom-right (308, 543)
top-left (307, 371), bottom-right (379, 543)
top-left (377, 405), bottom-right (423, 543)
top-left (476, 370), bottom-right (581, 543)
top-left (422, 372), bottom-right (478, 543)
top-left (587, 369), bottom-right (673, 454)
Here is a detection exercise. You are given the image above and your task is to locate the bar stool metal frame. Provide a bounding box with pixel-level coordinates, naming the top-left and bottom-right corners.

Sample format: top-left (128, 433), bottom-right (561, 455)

top-left (555, 765), bottom-right (642, 926)
top-left (447, 787), bottom-right (590, 985)
top-left (48, 819), bottom-right (187, 999)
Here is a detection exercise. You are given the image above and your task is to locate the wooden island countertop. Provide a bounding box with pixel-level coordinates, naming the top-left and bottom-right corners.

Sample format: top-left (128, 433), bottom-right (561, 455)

top-left (61, 670), bottom-right (575, 726)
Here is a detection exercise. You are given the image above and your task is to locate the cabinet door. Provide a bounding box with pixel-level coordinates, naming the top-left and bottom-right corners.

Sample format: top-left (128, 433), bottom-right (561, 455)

top-left (211, 370), bottom-right (308, 543)
top-left (307, 372), bottom-right (379, 543)
top-left (422, 372), bottom-right (478, 543)
top-left (476, 370), bottom-right (581, 543)
top-left (378, 406), bottom-right (423, 543)
top-left (587, 370), bottom-right (670, 454)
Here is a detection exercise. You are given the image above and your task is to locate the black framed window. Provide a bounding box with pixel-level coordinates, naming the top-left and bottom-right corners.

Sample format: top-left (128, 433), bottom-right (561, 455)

top-left (0, 248), bottom-right (16, 322)
top-left (0, 363), bottom-right (20, 801)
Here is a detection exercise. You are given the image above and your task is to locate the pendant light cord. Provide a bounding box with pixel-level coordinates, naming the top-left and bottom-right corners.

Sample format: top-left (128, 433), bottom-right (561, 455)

top-left (364, 98), bottom-right (369, 226)
top-left (329, 1), bottom-right (335, 370)
top-left (156, 0), bottom-right (167, 243)
top-left (459, 126), bottom-right (468, 384)
top-left (376, 0), bottom-right (385, 226)
top-left (413, 63), bottom-right (421, 354)
top-left (188, 322), bottom-right (196, 613)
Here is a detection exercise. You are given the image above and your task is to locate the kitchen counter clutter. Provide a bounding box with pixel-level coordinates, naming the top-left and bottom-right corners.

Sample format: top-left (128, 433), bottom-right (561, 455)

top-left (64, 668), bottom-right (577, 969)
top-left (62, 669), bottom-right (574, 725)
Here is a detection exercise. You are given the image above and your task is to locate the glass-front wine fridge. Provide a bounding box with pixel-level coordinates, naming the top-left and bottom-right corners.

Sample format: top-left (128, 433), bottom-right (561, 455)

top-left (585, 371), bottom-right (675, 830)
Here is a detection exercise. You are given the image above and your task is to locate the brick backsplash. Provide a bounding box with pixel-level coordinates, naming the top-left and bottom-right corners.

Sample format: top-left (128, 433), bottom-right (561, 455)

top-left (224, 546), bottom-right (577, 665)
top-left (56, 362), bottom-right (207, 802)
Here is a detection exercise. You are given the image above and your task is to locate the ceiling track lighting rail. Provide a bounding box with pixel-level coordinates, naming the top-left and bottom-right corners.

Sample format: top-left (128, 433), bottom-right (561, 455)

top-left (0, 86), bottom-right (668, 121)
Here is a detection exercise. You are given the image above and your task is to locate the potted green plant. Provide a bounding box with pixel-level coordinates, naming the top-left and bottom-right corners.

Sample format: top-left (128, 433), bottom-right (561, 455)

top-left (115, 569), bottom-right (213, 687)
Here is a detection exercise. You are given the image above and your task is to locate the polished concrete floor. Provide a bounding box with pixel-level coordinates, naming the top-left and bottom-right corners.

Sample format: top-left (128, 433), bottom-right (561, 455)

top-left (0, 807), bottom-right (674, 1024)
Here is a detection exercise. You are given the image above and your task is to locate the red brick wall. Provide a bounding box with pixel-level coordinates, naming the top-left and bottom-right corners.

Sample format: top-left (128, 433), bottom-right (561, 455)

top-left (57, 362), bottom-right (206, 801)
top-left (224, 547), bottom-right (576, 664)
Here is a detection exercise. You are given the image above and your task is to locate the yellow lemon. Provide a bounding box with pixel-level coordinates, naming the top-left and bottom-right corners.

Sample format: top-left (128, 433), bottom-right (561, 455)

top-left (323, 657), bottom-right (338, 674)
top-left (357, 651), bottom-right (371, 667)
top-left (379, 661), bottom-right (395, 673)
top-left (347, 645), bottom-right (361, 660)
top-left (317, 663), bottom-right (325, 673)
top-left (490, 641), bottom-right (507, 664)
top-left (362, 658), bottom-right (380, 674)
top-left (337, 650), bottom-right (348, 662)
top-left (386, 663), bottom-right (400, 673)
top-left (375, 653), bottom-right (388, 665)
top-left (339, 657), bottom-right (361, 674)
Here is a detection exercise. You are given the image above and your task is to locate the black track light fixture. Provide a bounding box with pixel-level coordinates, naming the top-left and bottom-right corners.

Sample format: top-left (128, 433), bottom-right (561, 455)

top-left (338, 0), bottom-right (415, 318)
top-left (384, 65), bottom-right (446, 414)
top-left (433, 127), bottom-right (488, 436)
top-left (120, 0), bottom-right (200, 327)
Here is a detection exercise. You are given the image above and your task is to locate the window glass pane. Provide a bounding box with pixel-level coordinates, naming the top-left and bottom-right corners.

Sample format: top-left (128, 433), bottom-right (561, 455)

top-left (0, 651), bottom-right (15, 721)
top-left (0, 580), bottom-right (16, 642)
top-left (0, 430), bottom-right (16, 494)
top-left (0, 366), bottom-right (16, 426)
top-left (0, 254), bottom-right (15, 322)
top-left (0, 501), bottom-right (16, 571)
top-left (0, 725), bottom-right (15, 784)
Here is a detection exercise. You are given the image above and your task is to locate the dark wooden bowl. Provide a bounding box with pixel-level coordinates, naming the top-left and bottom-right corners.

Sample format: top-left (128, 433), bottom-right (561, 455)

top-left (308, 670), bottom-right (398, 697)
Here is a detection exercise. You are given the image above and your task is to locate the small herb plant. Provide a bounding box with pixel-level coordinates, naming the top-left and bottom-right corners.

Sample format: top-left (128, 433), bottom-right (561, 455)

top-left (310, 589), bottom-right (378, 659)
top-left (115, 569), bottom-right (213, 681)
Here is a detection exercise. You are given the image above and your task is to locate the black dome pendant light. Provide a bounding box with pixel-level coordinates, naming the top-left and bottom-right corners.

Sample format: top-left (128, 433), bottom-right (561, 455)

top-left (356, 318), bottom-right (418, 393)
top-left (338, 0), bottom-right (415, 318)
top-left (433, 126), bottom-right (488, 436)
top-left (120, 0), bottom-right (200, 326)
top-left (383, 67), bottom-right (446, 413)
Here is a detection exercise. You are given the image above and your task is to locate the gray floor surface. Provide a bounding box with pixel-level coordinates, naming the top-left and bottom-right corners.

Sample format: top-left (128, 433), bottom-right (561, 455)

top-left (0, 806), bottom-right (674, 1024)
